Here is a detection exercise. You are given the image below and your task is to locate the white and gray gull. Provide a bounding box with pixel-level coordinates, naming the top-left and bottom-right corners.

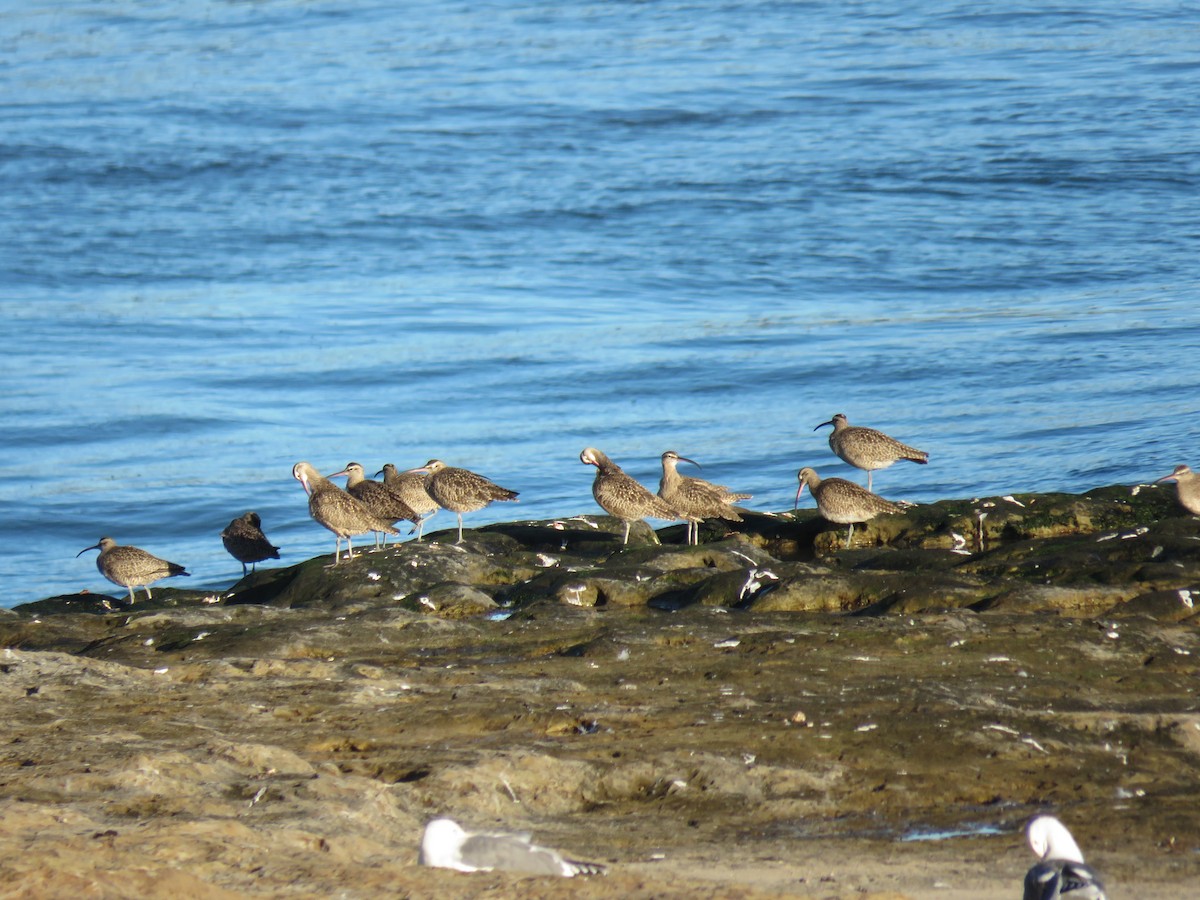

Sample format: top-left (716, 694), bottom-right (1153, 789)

top-left (419, 817), bottom-right (607, 878)
top-left (815, 413), bottom-right (928, 492)
top-left (1023, 814), bottom-right (1108, 900)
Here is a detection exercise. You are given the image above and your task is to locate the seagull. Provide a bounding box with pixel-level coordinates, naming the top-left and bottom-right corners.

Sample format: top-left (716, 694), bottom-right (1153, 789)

top-left (1023, 814), bottom-right (1108, 900)
top-left (418, 818), bottom-right (607, 878)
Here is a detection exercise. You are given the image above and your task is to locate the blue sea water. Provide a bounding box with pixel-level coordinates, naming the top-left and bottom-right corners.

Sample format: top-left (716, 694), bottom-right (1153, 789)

top-left (2, 1), bottom-right (1198, 606)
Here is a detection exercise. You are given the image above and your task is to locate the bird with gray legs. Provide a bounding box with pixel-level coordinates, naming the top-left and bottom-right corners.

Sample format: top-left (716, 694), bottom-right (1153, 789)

top-left (330, 462), bottom-right (421, 547)
top-left (795, 467), bottom-right (904, 549)
top-left (815, 413), bottom-right (928, 492)
top-left (581, 447), bottom-right (679, 545)
top-left (376, 463), bottom-right (439, 539)
top-left (658, 450), bottom-right (751, 546)
top-left (292, 461), bottom-right (399, 564)
top-left (77, 537), bottom-right (189, 604)
top-left (419, 817), bottom-right (606, 878)
top-left (1023, 814), bottom-right (1108, 900)
top-left (1155, 464), bottom-right (1200, 516)
top-left (221, 511), bottom-right (280, 577)
top-left (422, 460), bottom-right (519, 544)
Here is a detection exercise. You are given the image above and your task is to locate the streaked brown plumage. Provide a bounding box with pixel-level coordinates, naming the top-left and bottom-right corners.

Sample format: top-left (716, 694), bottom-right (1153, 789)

top-left (1155, 464), bottom-right (1200, 516)
top-left (76, 536), bottom-right (189, 604)
top-left (422, 459), bottom-right (519, 543)
top-left (580, 447), bottom-right (679, 545)
top-left (658, 450), bottom-right (751, 545)
top-left (795, 466), bottom-right (904, 549)
top-left (331, 461), bottom-right (421, 547)
top-left (221, 511), bottom-right (280, 576)
top-left (377, 463), bottom-right (440, 540)
top-left (292, 461), bottom-right (400, 564)
top-left (815, 413), bottom-right (928, 492)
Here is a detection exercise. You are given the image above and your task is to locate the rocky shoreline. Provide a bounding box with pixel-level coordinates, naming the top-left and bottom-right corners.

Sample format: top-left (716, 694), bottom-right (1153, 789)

top-left (2, 482), bottom-right (1199, 897)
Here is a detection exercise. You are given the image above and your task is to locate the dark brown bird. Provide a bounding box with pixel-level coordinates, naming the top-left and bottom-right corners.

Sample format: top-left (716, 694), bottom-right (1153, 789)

top-left (580, 447), bottom-right (678, 545)
top-left (795, 466), bottom-right (904, 549)
top-left (815, 413), bottom-right (928, 492)
top-left (76, 537), bottom-right (189, 603)
top-left (221, 511), bottom-right (280, 577)
top-left (422, 459), bottom-right (519, 543)
top-left (292, 461), bottom-right (399, 564)
top-left (658, 450), bottom-right (751, 545)
top-left (376, 463), bottom-right (440, 540)
top-left (331, 462), bottom-right (421, 547)
top-left (1155, 464), bottom-right (1200, 516)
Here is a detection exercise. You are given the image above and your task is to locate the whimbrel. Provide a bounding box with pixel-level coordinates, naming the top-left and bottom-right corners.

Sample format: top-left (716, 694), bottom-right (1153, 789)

top-left (422, 460), bottom-right (519, 544)
top-left (580, 447), bottom-right (679, 545)
top-left (420, 817), bottom-right (607, 877)
top-left (292, 461), bottom-right (400, 564)
top-left (76, 537), bottom-right (189, 604)
top-left (658, 450), bottom-right (751, 545)
top-left (377, 463), bottom-right (440, 539)
top-left (795, 466), bottom-right (903, 549)
top-left (221, 511), bottom-right (280, 576)
top-left (1023, 814), bottom-right (1108, 900)
top-left (815, 413), bottom-right (928, 492)
top-left (1155, 464), bottom-right (1200, 516)
top-left (330, 461), bottom-right (422, 547)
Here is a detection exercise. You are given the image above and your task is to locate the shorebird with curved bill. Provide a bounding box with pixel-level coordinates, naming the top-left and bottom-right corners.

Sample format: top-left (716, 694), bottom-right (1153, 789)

top-left (292, 461), bottom-right (399, 564)
top-left (795, 467), bottom-right (904, 549)
top-left (330, 461), bottom-right (421, 547)
top-left (1023, 814), bottom-right (1108, 900)
top-left (422, 460), bottom-right (519, 544)
top-left (77, 537), bottom-right (189, 604)
top-left (1155, 464), bottom-right (1200, 516)
top-left (815, 413), bottom-right (928, 492)
top-left (419, 818), bottom-right (607, 877)
top-left (376, 463), bottom-right (440, 539)
top-left (581, 447), bottom-right (679, 545)
top-left (221, 511), bottom-right (280, 576)
top-left (658, 450), bottom-right (751, 545)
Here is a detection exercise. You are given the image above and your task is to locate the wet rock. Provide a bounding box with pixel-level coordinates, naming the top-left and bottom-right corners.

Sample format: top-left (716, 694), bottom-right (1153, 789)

top-left (1110, 588), bottom-right (1200, 622)
top-left (406, 583), bottom-right (499, 618)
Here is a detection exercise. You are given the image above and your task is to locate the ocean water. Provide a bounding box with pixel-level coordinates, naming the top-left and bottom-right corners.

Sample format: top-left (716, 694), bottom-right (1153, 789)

top-left (2, 1), bottom-right (1198, 606)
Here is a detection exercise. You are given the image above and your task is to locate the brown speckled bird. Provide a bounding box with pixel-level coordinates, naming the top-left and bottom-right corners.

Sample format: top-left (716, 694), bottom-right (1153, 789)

top-left (580, 447), bottom-right (678, 545)
top-left (815, 413), bottom-right (928, 492)
top-left (1155, 464), bottom-right (1200, 516)
top-left (795, 466), bottom-right (904, 549)
top-left (377, 463), bottom-right (440, 540)
top-left (76, 537), bottom-right (189, 603)
top-left (292, 461), bottom-right (399, 564)
top-left (422, 460), bottom-right (519, 543)
top-left (331, 461), bottom-right (421, 547)
top-left (658, 450), bottom-right (751, 545)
